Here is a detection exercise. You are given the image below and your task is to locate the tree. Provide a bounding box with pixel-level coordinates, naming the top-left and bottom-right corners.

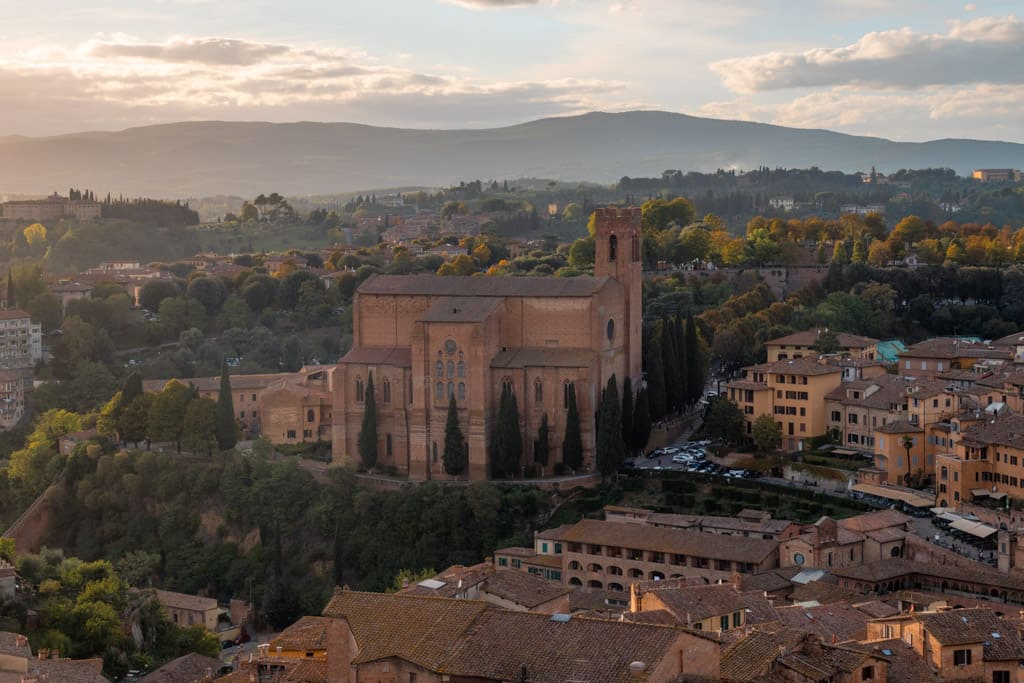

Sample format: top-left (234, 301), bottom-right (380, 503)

top-left (561, 383), bottom-right (583, 471)
top-left (644, 337), bottom-right (667, 420)
top-left (216, 361), bottom-right (237, 450)
top-left (535, 413), bottom-right (550, 467)
top-left (812, 329), bottom-right (841, 355)
top-left (568, 236), bottom-right (595, 269)
top-left (751, 414), bottom-right (782, 452)
top-left (147, 380), bottom-right (191, 452)
top-left (122, 371), bottom-right (143, 404)
top-left (490, 384), bottom-right (522, 478)
top-left (660, 320), bottom-right (683, 413)
top-left (119, 393), bottom-right (153, 447)
top-left (851, 239), bottom-right (867, 263)
top-left (139, 280), bottom-right (180, 312)
top-left (186, 276), bottom-right (227, 315)
top-left (23, 223), bottom-right (47, 247)
top-left (630, 386), bottom-right (652, 454)
top-left (97, 391), bottom-right (123, 440)
top-left (703, 397), bottom-right (745, 445)
top-left (684, 313), bottom-right (702, 406)
top-left (620, 377), bottom-right (634, 453)
top-left (182, 397), bottom-right (218, 455)
top-left (831, 241), bottom-right (849, 265)
top-left (901, 435), bottom-right (914, 487)
top-left (5, 270), bottom-right (13, 308)
top-left (25, 293), bottom-right (62, 333)
top-left (442, 396), bottom-right (467, 477)
top-left (358, 372), bottom-right (378, 470)
top-left (596, 376), bottom-right (625, 477)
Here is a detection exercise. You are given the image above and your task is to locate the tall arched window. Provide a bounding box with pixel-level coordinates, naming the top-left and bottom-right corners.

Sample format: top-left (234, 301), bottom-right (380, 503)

top-left (436, 382), bottom-right (444, 401)
top-left (383, 379), bottom-right (391, 404)
top-left (435, 361), bottom-right (444, 377)
top-left (502, 377), bottom-right (514, 394)
top-left (458, 382), bottom-right (466, 400)
top-left (457, 361), bottom-right (466, 378)
top-left (631, 233), bottom-right (640, 262)
top-left (563, 380), bottom-right (573, 410)
top-left (306, 409), bottom-right (315, 423)
top-left (356, 377), bottom-right (364, 403)
top-left (609, 234), bottom-right (617, 261)
top-left (534, 379), bottom-right (543, 405)
top-left (446, 360), bottom-right (454, 378)
top-left (447, 382), bottom-right (454, 399)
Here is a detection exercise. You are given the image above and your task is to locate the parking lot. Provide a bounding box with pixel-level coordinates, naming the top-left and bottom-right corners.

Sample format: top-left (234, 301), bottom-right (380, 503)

top-left (623, 438), bottom-right (762, 481)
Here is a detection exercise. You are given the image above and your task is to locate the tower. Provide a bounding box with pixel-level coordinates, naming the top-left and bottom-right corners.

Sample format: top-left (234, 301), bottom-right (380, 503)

top-left (593, 206), bottom-right (643, 381)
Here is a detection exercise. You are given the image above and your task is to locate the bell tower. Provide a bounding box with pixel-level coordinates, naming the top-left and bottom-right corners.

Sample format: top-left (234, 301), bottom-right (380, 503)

top-left (593, 206), bottom-right (643, 381)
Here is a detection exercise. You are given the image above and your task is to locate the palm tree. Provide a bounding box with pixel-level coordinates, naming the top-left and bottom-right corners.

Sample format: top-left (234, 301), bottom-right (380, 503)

top-left (901, 435), bottom-right (914, 487)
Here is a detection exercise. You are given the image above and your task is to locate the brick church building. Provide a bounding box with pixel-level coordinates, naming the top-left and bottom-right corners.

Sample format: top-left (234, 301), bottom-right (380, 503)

top-left (331, 207), bottom-right (643, 480)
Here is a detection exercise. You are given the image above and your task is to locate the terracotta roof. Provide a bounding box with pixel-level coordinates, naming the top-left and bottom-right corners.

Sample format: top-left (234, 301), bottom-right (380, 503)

top-left (140, 652), bottom-right (222, 683)
top-left (960, 412), bottom-right (1024, 448)
top-left (0, 631), bottom-right (31, 657)
top-left (850, 639), bottom-right (938, 683)
top-left (417, 296), bottom-right (502, 322)
top-left (787, 581), bottom-right (858, 606)
top-left (339, 346), bottom-right (412, 368)
top-left (560, 519), bottom-right (778, 564)
top-left (494, 546), bottom-right (538, 558)
top-left (875, 419), bottom-right (922, 434)
top-left (738, 569), bottom-right (799, 595)
top-left (480, 570), bottom-right (573, 608)
top-left (143, 371), bottom-right (302, 394)
top-left (439, 611), bottom-right (697, 683)
top-left (775, 602), bottom-right (870, 642)
top-left (8, 657), bottom-right (108, 683)
top-left (283, 658), bottom-right (328, 682)
top-left (398, 562), bottom-right (494, 599)
top-left (744, 357), bottom-right (844, 377)
top-left (852, 600), bottom-right (899, 619)
top-left (724, 379), bottom-right (769, 391)
top-left (899, 337), bottom-right (1009, 360)
top-left (270, 616), bottom-right (332, 652)
top-left (915, 608), bottom-right (1024, 659)
top-left (838, 510), bottom-right (911, 534)
top-left (155, 589), bottom-right (218, 613)
top-left (766, 330), bottom-right (879, 349)
top-left (644, 584), bottom-right (746, 624)
top-left (824, 375), bottom-right (950, 410)
top-left (536, 523), bottom-right (575, 540)
top-left (358, 273), bottom-right (612, 298)
top-left (321, 590), bottom-right (489, 669)
top-left (490, 348), bottom-right (595, 369)
top-left (992, 331), bottom-right (1024, 347)
top-left (834, 559), bottom-right (1024, 593)
top-left (720, 628), bottom-right (807, 682)
top-left (646, 511), bottom-right (796, 537)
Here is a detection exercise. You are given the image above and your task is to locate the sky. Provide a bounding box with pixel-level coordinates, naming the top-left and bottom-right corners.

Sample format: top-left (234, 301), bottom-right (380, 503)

top-left (2, 0), bottom-right (1023, 141)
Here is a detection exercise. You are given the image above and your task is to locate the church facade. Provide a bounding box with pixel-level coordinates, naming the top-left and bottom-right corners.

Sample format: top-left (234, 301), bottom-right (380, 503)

top-left (331, 207), bottom-right (643, 480)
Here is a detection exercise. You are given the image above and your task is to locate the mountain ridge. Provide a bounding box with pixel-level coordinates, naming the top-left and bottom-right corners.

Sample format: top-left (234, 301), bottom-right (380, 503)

top-left (0, 111), bottom-right (1021, 198)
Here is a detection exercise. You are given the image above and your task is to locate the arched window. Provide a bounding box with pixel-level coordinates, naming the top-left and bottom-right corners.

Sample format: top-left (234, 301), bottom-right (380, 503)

top-left (447, 382), bottom-right (454, 399)
top-left (631, 233), bottom-right (640, 262)
top-left (588, 563), bottom-right (602, 573)
top-left (609, 582), bottom-right (624, 592)
top-left (436, 382), bottom-right (444, 401)
top-left (609, 234), bottom-right (617, 261)
top-left (650, 571), bottom-right (665, 581)
top-left (383, 379), bottom-right (391, 404)
top-left (502, 377), bottom-right (514, 394)
top-left (458, 382), bottom-right (466, 401)
top-left (435, 361), bottom-right (444, 377)
top-left (607, 566), bottom-right (623, 576)
top-left (606, 318), bottom-right (615, 342)
top-left (629, 568), bottom-right (644, 578)
top-left (563, 381), bottom-right (574, 410)
top-left (306, 409), bottom-right (315, 423)
top-left (569, 560), bottom-right (582, 571)
top-left (355, 378), bottom-right (364, 403)
top-left (446, 360), bottom-right (454, 378)
top-left (457, 361), bottom-right (466, 378)
top-left (588, 580), bottom-right (603, 589)
top-left (568, 577), bottom-right (582, 586)
top-left (534, 379), bottom-right (543, 405)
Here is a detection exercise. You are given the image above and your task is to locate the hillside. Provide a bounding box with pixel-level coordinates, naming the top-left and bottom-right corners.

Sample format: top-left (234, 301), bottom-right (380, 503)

top-left (0, 111), bottom-right (1022, 197)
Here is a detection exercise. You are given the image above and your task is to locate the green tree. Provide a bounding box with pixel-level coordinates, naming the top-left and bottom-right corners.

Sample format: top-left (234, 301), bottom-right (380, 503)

top-left (831, 241), bottom-right (850, 265)
top-left (119, 393), bottom-right (153, 447)
top-left (186, 276), bottom-right (227, 315)
top-left (442, 396), bottom-right (466, 477)
top-left (630, 386), bottom-right (652, 454)
top-left (703, 397), bottom-right (745, 445)
top-left (182, 397), bottom-right (218, 455)
top-left (0, 537), bottom-right (14, 563)
top-left (620, 376), bottom-right (634, 453)
top-left (596, 375), bottom-right (624, 477)
top-left (23, 223), bottom-right (47, 247)
top-left (215, 361), bottom-right (237, 450)
top-left (534, 413), bottom-right (550, 468)
top-left (568, 236), bottom-right (595, 269)
top-left (147, 380), bottom-right (191, 452)
top-left (138, 279), bottom-right (180, 312)
top-left (644, 336), bottom-right (667, 420)
top-left (122, 371), bottom-right (144, 404)
top-left (25, 292), bottom-right (63, 333)
top-left (660, 319), bottom-right (683, 413)
top-left (685, 313), bottom-right (703, 406)
top-left (561, 383), bottom-right (583, 471)
top-left (851, 239), bottom-right (867, 263)
top-left (751, 414), bottom-right (782, 452)
top-left (358, 372), bottom-right (378, 470)
top-left (901, 435), bottom-right (914, 487)
top-left (641, 197), bottom-right (695, 231)
top-left (490, 384), bottom-right (522, 478)
top-left (812, 329), bottom-right (841, 355)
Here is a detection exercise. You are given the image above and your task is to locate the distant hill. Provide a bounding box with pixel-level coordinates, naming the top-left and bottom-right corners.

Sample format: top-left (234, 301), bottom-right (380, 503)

top-left (0, 111), bottom-right (1021, 198)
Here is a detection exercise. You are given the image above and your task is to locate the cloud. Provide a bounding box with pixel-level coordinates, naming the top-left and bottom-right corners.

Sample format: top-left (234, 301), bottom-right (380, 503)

top-left (0, 35), bottom-right (623, 135)
top-left (711, 15), bottom-right (1024, 91)
top-left (439, 0), bottom-right (539, 8)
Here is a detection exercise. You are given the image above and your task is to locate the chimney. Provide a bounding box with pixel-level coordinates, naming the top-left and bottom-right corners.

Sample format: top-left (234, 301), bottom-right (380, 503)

top-left (629, 661), bottom-right (647, 680)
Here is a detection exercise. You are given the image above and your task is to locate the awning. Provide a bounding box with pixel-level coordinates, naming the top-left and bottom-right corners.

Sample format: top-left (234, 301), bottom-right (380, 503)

top-left (949, 518), bottom-right (998, 539)
top-left (971, 488), bottom-right (1009, 501)
top-left (850, 483), bottom-right (934, 508)
top-left (937, 512), bottom-right (962, 523)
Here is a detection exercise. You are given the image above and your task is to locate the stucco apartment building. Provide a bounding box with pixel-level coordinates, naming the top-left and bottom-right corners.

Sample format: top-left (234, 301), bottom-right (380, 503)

top-left (154, 589), bottom-right (220, 631)
top-left (0, 193), bottom-right (102, 221)
top-left (934, 411), bottom-right (1024, 507)
top-left (897, 337), bottom-right (1010, 379)
top-left (778, 511), bottom-right (911, 571)
top-left (0, 309), bottom-right (41, 368)
top-left (332, 207), bottom-right (644, 480)
top-left (764, 329), bottom-right (879, 363)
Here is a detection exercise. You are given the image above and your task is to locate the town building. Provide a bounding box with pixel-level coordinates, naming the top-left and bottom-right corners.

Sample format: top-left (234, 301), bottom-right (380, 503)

top-left (972, 168), bottom-right (1022, 182)
top-left (0, 193), bottom-right (102, 221)
top-left (779, 512), bottom-right (911, 571)
top-left (154, 589), bottom-right (220, 631)
top-left (0, 559), bottom-right (14, 600)
top-left (398, 561), bottom-right (574, 613)
top-left (138, 652), bottom-right (223, 683)
top-left (0, 631), bottom-right (108, 683)
top-left (0, 310), bottom-right (41, 368)
top-left (603, 505), bottom-right (801, 541)
top-left (934, 411), bottom-right (1024, 507)
top-left (268, 616), bottom-right (331, 660)
top-left (764, 330), bottom-right (879, 363)
top-left (332, 207), bottom-right (644, 480)
top-left (48, 280), bottom-right (93, 312)
top-left (0, 368), bottom-right (30, 430)
top-left (897, 337), bottom-right (1010, 378)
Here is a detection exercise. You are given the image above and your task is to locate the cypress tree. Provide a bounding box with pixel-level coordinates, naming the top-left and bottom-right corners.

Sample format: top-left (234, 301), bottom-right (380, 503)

top-left (562, 383), bottom-right (583, 471)
top-left (215, 361), bottom-right (237, 450)
top-left (122, 371), bottom-right (143, 404)
top-left (675, 315), bottom-right (689, 408)
top-left (596, 375), bottom-right (624, 477)
top-left (645, 337), bottom-right (667, 420)
top-left (5, 271), bottom-right (13, 308)
top-left (358, 372), bottom-right (378, 470)
top-left (621, 376), bottom-right (634, 455)
top-left (535, 413), bottom-right (550, 467)
top-left (685, 313), bottom-right (703, 406)
top-left (491, 384), bottom-right (522, 478)
top-left (443, 396), bottom-right (467, 476)
top-left (660, 320), bottom-right (682, 413)
top-left (631, 386), bottom-right (652, 454)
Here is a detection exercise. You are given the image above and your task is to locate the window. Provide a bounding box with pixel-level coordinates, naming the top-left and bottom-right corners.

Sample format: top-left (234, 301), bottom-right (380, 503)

top-left (457, 361), bottom-right (465, 378)
top-left (564, 381), bottom-right (573, 409)
top-left (733, 612), bottom-right (741, 628)
top-left (240, 411), bottom-right (245, 418)
top-left (409, 673), bottom-right (417, 683)
top-left (436, 382), bottom-right (444, 401)
top-left (953, 649), bottom-right (972, 666)
top-left (631, 234), bottom-right (640, 261)
top-left (554, 542), bottom-right (562, 554)
top-left (252, 393), bottom-right (256, 401)
top-left (542, 542), bottom-right (548, 553)
top-left (993, 671), bottom-right (1011, 683)
top-left (386, 433), bottom-right (392, 457)
top-left (607, 318), bottom-right (615, 342)
top-left (303, 429), bottom-right (312, 438)
top-left (436, 360), bottom-right (444, 377)
top-left (861, 665), bottom-right (875, 681)
top-left (720, 615), bottom-right (729, 631)
top-left (609, 234), bottom-right (617, 261)
top-left (446, 360), bottom-right (454, 378)
top-left (307, 409), bottom-right (315, 422)
top-left (458, 383), bottom-right (466, 400)
top-left (356, 378), bottom-right (364, 402)
top-left (447, 382), bottom-right (454, 399)
top-left (534, 379), bottom-right (543, 404)
top-left (383, 380), bottom-right (391, 403)
top-left (502, 377), bottom-right (514, 394)
top-left (287, 429), bottom-right (296, 439)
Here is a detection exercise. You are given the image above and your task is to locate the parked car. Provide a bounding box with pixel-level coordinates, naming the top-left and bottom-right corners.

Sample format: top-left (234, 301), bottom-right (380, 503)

top-left (671, 454), bottom-right (691, 464)
top-left (646, 449), bottom-right (662, 459)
